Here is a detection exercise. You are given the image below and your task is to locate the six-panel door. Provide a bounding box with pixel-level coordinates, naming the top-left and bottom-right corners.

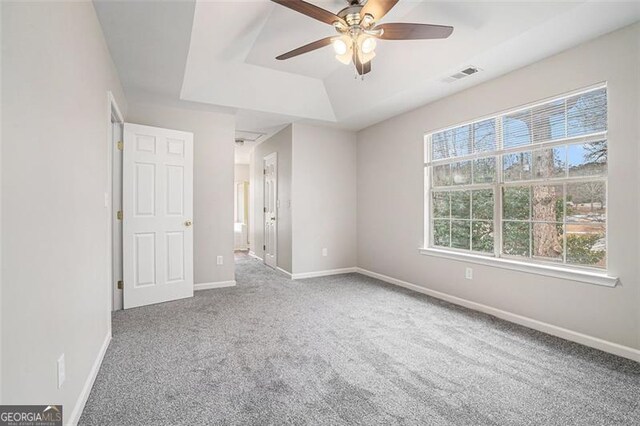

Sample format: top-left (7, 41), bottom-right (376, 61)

top-left (123, 123), bottom-right (194, 309)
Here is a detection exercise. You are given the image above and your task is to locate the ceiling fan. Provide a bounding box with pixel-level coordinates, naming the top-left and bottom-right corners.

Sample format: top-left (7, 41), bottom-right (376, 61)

top-left (271, 0), bottom-right (454, 76)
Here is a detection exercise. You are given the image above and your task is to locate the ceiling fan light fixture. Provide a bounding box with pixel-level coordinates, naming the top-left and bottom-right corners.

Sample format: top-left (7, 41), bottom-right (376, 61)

top-left (336, 50), bottom-right (353, 65)
top-left (361, 13), bottom-right (375, 28)
top-left (360, 36), bottom-right (377, 54)
top-left (332, 37), bottom-right (349, 55)
top-left (357, 49), bottom-right (376, 65)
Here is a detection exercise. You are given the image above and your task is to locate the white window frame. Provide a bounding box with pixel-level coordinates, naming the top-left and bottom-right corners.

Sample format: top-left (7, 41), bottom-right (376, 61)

top-left (421, 83), bottom-right (618, 288)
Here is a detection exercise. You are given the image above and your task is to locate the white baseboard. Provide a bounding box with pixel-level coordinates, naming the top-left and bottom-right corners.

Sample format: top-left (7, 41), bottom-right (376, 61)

top-left (356, 267), bottom-right (640, 363)
top-left (292, 267), bottom-right (357, 280)
top-left (248, 251), bottom-right (263, 261)
top-left (67, 332), bottom-right (111, 425)
top-left (234, 246), bottom-right (248, 251)
top-left (194, 280), bottom-right (236, 291)
top-left (277, 267), bottom-right (292, 278)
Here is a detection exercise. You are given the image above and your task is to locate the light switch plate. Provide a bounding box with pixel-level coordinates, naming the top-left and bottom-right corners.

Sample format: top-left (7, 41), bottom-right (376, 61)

top-left (217, 256), bottom-right (223, 265)
top-left (465, 267), bottom-right (473, 280)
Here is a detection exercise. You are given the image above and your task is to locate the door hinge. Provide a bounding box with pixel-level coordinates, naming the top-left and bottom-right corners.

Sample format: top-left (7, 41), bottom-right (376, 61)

top-left (117, 210), bottom-right (123, 220)
top-left (117, 280), bottom-right (123, 290)
top-left (263, 169), bottom-right (266, 175)
top-left (117, 141), bottom-right (123, 151)
top-left (263, 207), bottom-right (267, 213)
top-left (263, 245), bottom-right (266, 251)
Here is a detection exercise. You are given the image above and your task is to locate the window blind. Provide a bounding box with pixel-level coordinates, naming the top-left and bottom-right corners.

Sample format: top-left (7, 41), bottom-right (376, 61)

top-left (429, 86), bottom-right (607, 162)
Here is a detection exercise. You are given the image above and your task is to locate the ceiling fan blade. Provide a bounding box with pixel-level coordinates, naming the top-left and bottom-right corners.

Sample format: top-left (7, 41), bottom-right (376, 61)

top-left (360, 0), bottom-right (399, 22)
top-left (375, 23), bottom-right (454, 40)
top-left (276, 37), bottom-right (334, 60)
top-left (271, 0), bottom-right (345, 26)
top-left (353, 50), bottom-right (372, 76)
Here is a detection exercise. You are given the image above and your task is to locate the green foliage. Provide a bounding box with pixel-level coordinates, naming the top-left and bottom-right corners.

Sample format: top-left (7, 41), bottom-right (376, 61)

top-left (451, 191), bottom-right (470, 218)
top-left (472, 221), bottom-right (493, 253)
top-left (503, 187), bottom-right (530, 220)
top-left (472, 190), bottom-right (493, 220)
top-left (451, 221), bottom-right (470, 249)
top-left (503, 221), bottom-right (530, 256)
top-left (433, 220), bottom-right (450, 247)
top-left (566, 234), bottom-right (605, 266)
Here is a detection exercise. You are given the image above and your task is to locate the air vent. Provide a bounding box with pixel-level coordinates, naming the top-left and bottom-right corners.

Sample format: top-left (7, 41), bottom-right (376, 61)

top-left (442, 66), bottom-right (481, 83)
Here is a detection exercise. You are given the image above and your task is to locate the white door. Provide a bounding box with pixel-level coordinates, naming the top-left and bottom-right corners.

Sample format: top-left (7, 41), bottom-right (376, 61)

top-left (264, 153), bottom-right (277, 268)
top-left (123, 123), bottom-right (194, 309)
top-left (112, 120), bottom-right (124, 311)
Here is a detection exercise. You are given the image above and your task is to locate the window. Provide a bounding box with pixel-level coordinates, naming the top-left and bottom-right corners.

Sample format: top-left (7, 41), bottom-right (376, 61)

top-left (425, 85), bottom-right (608, 270)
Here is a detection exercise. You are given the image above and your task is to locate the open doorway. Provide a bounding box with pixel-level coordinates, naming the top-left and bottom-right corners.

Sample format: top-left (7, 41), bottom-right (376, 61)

top-left (234, 164), bottom-right (250, 253)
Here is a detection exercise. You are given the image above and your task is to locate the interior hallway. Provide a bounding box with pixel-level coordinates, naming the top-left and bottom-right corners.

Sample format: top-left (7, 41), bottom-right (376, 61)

top-left (79, 253), bottom-right (640, 425)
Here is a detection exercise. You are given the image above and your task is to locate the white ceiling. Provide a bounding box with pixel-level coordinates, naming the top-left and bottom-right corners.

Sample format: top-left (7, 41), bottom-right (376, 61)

top-left (95, 0), bottom-right (640, 161)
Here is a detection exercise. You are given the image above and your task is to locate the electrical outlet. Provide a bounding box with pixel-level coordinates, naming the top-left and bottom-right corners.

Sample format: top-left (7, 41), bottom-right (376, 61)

top-left (465, 267), bottom-right (473, 280)
top-left (322, 248), bottom-right (328, 257)
top-left (217, 256), bottom-right (223, 265)
top-left (57, 354), bottom-right (66, 389)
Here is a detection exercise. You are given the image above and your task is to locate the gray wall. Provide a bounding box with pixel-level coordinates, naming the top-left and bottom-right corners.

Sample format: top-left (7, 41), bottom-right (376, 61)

top-left (127, 102), bottom-right (236, 285)
top-left (292, 123), bottom-right (357, 274)
top-left (357, 23), bottom-right (640, 350)
top-left (1, 1), bottom-right (127, 420)
top-left (251, 125), bottom-right (293, 273)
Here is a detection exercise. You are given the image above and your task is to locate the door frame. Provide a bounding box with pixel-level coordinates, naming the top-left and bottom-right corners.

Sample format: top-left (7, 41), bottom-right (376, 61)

top-left (107, 91), bottom-right (124, 318)
top-left (263, 152), bottom-right (278, 268)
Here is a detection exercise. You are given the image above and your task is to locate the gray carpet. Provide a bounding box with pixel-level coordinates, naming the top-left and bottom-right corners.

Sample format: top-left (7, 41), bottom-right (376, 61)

top-left (80, 252), bottom-right (640, 425)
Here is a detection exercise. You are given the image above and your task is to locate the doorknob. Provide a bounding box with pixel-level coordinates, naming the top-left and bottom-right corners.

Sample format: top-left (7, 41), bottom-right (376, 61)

top-left (184, 220), bottom-right (192, 227)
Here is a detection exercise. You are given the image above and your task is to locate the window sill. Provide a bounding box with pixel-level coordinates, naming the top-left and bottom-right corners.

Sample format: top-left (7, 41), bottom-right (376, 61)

top-left (418, 248), bottom-right (619, 288)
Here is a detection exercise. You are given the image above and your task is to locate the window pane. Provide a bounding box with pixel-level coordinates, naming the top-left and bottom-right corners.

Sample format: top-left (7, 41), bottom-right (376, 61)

top-left (432, 191), bottom-right (450, 218)
top-left (451, 220), bottom-right (471, 250)
top-left (451, 191), bottom-right (471, 219)
top-left (532, 185), bottom-right (563, 223)
top-left (473, 119), bottom-right (496, 153)
top-left (431, 131), bottom-right (452, 160)
top-left (473, 157), bottom-right (496, 183)
top-left (566, 223), bottom-right (606, 268)
top-left (567, 88), bottom-right (607, 137)
top-left (566, 182), bottom-right (606, 222)
top-left (503, 186), bottom-right (530, 220)
top-left (432, 127), bottom-right (472, 160)
top-left (532, 222), bottom-right (564, 260)
top-left (503, 221), bottom-right (530, 257)
top-left (432, 164), bottom-right (451, 187)
top-left (452, 161), bottom-right (472, 185)
top-left (433, 219), bottom-right (450, 247)
top-left (503, 111), bottom-right (532, 148)
top-left (453, 125), bottom-right (472, 157)
top-left (568, 141), bottom-right (607, 177)
top-left (472, 221), bottom-right (493, 253)
top-left (472, 190), bottom-right (493, 220)
top-left (532, 100), bottom-right (566, 143)
top-left (532, 146), bottom-right (566, 179)
top-left (503, 151), bottom-right (532, 181)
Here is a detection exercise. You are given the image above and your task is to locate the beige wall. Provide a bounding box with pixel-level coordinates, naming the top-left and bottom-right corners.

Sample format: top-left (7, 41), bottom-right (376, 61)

top-left (292, 123), bottom-right (357, 274)
top-left (126, 102), bottom-right (235, 285)
top-left (234, 164), bottom-right (249, 183)
top-left (1, 1), bottom-right (127, 421)
top-left (250, 125), bottom-right (293, 272)
top-left (357, 23), bottom-right (640, 350)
